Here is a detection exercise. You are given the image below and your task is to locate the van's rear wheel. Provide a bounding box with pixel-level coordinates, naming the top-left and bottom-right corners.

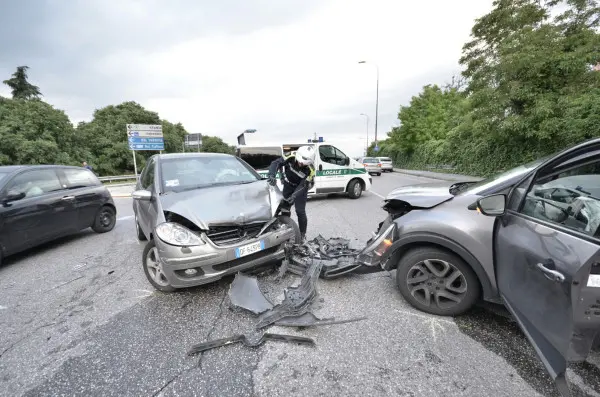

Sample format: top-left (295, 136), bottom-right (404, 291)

top-left (347, 180), bottom-right (363, 199)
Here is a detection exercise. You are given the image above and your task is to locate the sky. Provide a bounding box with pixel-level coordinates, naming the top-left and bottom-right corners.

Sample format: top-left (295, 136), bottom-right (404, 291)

top-left (0, 0), bottom-right (495, 157)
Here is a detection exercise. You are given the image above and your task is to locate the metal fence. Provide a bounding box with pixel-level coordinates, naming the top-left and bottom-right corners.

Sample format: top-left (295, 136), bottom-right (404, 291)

top-left (98, 174), bottom-right (137, 184)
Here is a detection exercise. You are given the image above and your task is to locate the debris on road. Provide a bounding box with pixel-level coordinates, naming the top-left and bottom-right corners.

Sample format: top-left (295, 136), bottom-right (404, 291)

top-left (187, 333), bottom-right (315, 355)
top-left (283, 235), bottom-right (367, 279)
top-left (228, 273), bottom-right (274, 315)
top-left (274, 312), bottom-right (367, 328)
top-left (256, 258), bottom-right (323, 329)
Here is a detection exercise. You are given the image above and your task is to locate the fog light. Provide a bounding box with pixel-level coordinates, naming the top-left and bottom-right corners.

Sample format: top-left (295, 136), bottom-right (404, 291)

top-left (184, 269), bottom-right (198, 276)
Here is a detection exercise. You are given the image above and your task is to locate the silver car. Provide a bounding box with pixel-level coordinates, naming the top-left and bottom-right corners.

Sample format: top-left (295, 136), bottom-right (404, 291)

top-left (132, 153), bottom-right (298, 292)
top-left (377, 157), bottom-right (393, 172)
top-left (358, 137), bottom-right (600, 396)
top-left (360, 157), bottom-right (382, 176)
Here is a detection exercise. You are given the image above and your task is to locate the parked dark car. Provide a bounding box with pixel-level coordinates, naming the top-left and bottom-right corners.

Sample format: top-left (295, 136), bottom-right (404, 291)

top-left (132, 153), bottom-right (298, 292)
top-left (358, 137), bottom-right (600, 397)
top-left (0, 165), bottom-right (117, 266)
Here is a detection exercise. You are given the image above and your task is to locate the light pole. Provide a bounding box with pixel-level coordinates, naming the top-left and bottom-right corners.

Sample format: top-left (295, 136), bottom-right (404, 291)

top-left (358, 61), bottom-right (379, 150)
top-left (360, 113), bottom-right (369, 155)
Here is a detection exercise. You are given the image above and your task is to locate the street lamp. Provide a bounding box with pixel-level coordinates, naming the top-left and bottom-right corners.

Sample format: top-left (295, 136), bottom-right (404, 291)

top-left (360, 113), bottom-right (369, 155)
top-left (237, 129), bottom-right (256, 145)
top-left (358, 61), bottom-right (379, 150)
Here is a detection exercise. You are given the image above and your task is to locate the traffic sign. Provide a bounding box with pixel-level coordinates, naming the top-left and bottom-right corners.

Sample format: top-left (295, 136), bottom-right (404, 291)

top-left (374, 145), bottom-right (380, 152)
top-left (126, 124), bottom-right (164, 151)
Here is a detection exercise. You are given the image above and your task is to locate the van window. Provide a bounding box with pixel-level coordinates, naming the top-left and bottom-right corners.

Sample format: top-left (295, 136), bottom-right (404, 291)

top-left (319, 145), bottom-right (348, 166)
top-left (238, 147), bottom-right (282, 170)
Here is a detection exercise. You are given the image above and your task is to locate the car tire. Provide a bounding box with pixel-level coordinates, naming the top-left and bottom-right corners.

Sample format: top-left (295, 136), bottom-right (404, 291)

top-left (142, 239), bottom-right (176, 292)
top-left (395, 247), bottom-right (480, 316)
top-left (92, 205), bottom-right (116, 233)
top-left (277, 215), bottom-right (302, 244)
top-left (135, 215), bottom-right (147, 241)
top-left (347, 179), bottom-right (363, 199)
top-left (377, 173), bottom-right (382, 176)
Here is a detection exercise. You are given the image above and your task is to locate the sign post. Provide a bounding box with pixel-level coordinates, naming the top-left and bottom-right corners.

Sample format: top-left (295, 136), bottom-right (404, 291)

top-left (126, 124), bottom-right (165, 180)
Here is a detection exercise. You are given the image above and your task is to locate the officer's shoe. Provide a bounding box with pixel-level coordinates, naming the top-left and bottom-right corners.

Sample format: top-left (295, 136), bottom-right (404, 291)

top-left (300, 234), bottom-right (307, 244)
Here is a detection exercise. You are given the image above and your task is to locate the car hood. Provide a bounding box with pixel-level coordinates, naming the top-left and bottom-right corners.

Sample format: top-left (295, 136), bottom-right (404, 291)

top-left (385, 182), bottom-right (454, 208)
top-left (159, 181), bottom-right (273, 230)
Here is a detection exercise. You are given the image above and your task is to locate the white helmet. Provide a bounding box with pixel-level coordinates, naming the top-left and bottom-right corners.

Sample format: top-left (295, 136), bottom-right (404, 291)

top-left (295, 146), bottom-right (316, 166)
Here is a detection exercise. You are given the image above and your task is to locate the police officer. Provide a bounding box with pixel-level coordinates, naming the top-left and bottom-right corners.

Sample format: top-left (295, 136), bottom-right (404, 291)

top-left (267, 146), bottom-right (316, 242)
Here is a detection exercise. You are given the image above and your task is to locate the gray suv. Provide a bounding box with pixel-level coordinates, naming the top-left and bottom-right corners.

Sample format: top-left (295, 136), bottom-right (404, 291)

top-left (358, 138), bottom-right (600, 396)
top-left (132, 153), bottom-right (297, 292)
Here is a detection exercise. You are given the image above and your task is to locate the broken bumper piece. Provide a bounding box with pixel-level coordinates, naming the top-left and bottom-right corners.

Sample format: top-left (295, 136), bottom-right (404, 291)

top-left (256, 258), bottom-right (323, 329)
top-left (274, 312), bottom-right (368, 328)
top-left (283, 235), bottom-right (383, 279)
top-left (187, 333), bottom-right (315, 355)
top-left (228, 272), bottom-right (274, 315)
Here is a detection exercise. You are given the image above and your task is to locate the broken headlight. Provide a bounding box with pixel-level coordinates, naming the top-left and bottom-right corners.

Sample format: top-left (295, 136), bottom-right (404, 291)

top-left (155, 222), bottom-right (205, 246)
top-left (356, 223), bottom-right (396, 267)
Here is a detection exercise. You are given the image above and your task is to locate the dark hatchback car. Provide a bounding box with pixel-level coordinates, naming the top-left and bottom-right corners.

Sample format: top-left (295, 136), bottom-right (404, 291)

top-left (0, 165), bottom-right (117, 266)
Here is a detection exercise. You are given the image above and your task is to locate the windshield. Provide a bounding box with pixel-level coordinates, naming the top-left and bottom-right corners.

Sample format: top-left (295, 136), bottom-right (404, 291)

top-left (0, 172), bottom-right (9, 184)
top-left (237, 147), bottom-right (282, 170)
top-left (458, 157), bottom-right (548, 195)
top-left (160, 156), bottom-right (260, 193)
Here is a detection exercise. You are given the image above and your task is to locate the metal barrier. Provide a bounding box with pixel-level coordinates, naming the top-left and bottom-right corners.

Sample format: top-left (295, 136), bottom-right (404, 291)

top-left (98, 175), bottom-right (137, 184)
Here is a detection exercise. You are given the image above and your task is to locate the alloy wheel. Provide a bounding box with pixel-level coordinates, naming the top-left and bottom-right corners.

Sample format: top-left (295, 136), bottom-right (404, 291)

top-left (145, 247), bottom-right (170, 287)
top-left (406, 259), bottom-right (468, 310)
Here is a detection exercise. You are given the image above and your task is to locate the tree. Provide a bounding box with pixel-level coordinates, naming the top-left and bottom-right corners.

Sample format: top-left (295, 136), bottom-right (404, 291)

top-left (3, 66), bottom-right (42, 100)
top-left (199, 136), bottom-right (235, 154)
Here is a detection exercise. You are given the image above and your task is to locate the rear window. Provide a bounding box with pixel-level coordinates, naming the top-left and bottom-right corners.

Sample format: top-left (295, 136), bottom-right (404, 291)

top-left (379, 157), bottom-right (392, 162)
top-left (363, 158), bottom-right (377, 163)
top-left (238, 147), bottom-right (282, 170)
top-left (62, 168), bottom-right (101, 188)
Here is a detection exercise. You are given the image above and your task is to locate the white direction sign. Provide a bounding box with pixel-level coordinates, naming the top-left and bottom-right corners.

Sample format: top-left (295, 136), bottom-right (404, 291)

top-left (126, 124), bottom-right (163, 138)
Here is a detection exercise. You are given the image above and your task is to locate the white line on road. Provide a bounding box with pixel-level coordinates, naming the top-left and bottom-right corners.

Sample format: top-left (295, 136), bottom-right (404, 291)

top-left (117, 215), bottom-right (134, 221)
top-left (370, 190), bottom-right (385, 199)
top-left (0, 305), bottom-right (7, 310)
top-left (395, 308), bottom-right (455, 325)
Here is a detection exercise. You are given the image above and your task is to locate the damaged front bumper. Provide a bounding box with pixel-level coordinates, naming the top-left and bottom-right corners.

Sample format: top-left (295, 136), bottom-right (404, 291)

top-left (356, 221), bottom-right (397, 269)
top-left (155, 226), bottom-right (295, 288)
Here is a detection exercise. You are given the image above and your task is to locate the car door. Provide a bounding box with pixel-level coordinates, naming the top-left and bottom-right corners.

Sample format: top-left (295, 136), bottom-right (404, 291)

top-left (0, 168), bottom-right (73, 254)
top-left (57, 167), bottom-right (106, 230)
top-left (316, 144), bottom-right (350, 193)
top-left (486, 143), bottom-right (600, 396)
top-left (135, 157), bottom-right (156, 236)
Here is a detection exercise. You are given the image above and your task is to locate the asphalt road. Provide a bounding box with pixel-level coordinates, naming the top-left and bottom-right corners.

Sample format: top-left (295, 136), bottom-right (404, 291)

top-left (1, 172), bottom-right (598, 397)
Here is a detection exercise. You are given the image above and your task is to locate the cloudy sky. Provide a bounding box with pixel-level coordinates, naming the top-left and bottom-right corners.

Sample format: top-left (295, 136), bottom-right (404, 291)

top-left (0, 0), bottom-right (494, 157)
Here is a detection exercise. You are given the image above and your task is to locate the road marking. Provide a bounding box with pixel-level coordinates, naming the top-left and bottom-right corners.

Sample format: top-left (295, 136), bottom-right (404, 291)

top-left (0, 305), bottom-right (7, 310)
top-left (117, 215), bottom-right (134, 221)
top-left (395, 309), bottom-right (455, 325)
top-left (370, 190), bottom-right (385, 199)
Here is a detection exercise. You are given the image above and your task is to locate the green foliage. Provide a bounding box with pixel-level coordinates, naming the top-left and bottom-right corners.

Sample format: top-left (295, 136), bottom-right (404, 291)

top-left (389, 0), bottom-right (600, 176)
top-left (2, 66), bottom-right (42, 100)
top-left (199, 136), bottom-right (236, 154)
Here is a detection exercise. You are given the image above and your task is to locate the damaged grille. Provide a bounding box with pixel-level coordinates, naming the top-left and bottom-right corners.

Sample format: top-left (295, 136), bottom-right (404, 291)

top-left (206, 223), bottom-right (266, 246)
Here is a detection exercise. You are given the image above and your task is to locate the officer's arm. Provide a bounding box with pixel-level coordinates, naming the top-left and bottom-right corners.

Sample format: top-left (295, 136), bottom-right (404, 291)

top-left (290, 166), bottom-right (316, 198)
top-left (268, 157), bottom-right (285, 177)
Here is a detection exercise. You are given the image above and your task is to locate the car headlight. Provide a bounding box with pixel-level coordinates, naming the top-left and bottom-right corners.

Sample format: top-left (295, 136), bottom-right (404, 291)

top-left (155, 222), bottom-right (204, 246)
top-left (356, 223), bottom-right (396, 267)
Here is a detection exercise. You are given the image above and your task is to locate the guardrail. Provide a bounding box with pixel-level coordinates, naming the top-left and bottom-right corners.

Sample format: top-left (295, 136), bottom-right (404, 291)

top-left (98, 175), bottom-right (138, 184)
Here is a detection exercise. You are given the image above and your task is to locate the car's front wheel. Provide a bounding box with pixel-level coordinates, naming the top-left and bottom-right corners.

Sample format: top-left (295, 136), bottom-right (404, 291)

top-left (92, 206), bottom-right (116, 233)
top-left (142, 240), bottom-right (176, 292)
top-left (395, 247), bottom-right (479, 316)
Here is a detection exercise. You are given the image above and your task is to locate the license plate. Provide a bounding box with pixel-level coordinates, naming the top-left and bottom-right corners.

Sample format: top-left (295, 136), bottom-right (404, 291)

top-left (587, 274), bottom-right (600, 287)
top-left (235, 241), bottom-right (265, 258)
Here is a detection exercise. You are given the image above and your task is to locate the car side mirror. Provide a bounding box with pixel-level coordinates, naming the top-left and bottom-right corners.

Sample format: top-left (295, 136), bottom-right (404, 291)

top-left (132, 190), bottom-right (152, 201)
top-left (344, 157), bottom-right (350, 166)
top-left (3, 190), bottom-right (26, 204)
top-left (476, 194), bottom-right (506, 216)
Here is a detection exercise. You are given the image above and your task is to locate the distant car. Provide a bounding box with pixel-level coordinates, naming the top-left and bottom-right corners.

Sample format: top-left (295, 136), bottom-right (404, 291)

top-left (358, 137), bottom-right (600, 396)
top-left (132, 153), bottom-right (298, 292)
top-left (0, 165), bottom-right (116, 265)
top-left (360, 157), bottom-right (382, 176)
top-left (377, 157), bottom-right (393, 172)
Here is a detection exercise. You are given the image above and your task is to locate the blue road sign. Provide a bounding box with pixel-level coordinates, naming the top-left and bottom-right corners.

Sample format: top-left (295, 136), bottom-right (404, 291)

top-left (128, 137), bottom-right (165, 151)
top-left (374, 145), bottom-right (380, 152)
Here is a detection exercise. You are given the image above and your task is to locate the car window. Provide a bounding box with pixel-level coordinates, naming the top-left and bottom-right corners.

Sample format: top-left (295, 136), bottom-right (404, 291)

top-left (141, 158), bottom-right (155, 190)
top-left (319, 145), bottom-right (347, 166)
top-left (520, 159), bottom-right (600, 238)
top-left (62, 168), bottom-right (101, 188)
top-left (363, 158), bottom-right (377, 163)
top-left (238, 147), bottom-right (282, 170)
top-left (0, 172), bottom-right (9, 183)
top-left (160, 156), bottom-right (260, 192)
top-left (5, 169), bottom-right (63, 199)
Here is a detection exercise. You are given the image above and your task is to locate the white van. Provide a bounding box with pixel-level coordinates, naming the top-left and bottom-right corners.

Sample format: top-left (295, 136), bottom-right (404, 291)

top-left (236, 142), bottom-right (372, 199)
